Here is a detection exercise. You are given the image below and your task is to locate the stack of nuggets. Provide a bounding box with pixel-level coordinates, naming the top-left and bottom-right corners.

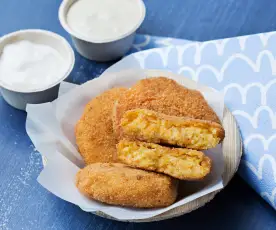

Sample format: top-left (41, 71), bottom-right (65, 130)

top-left (75, 84), bottom-right (178, 208)
top-left (75, 77), bottom-right (225, 208)
top-left (116, 109), bottom-right (224, 180)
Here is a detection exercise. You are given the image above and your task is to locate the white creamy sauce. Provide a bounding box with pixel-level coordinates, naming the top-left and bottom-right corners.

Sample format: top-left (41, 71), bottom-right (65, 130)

top-left (67, 0), bottom-right (143, 41)
top-left (0, 40), bottom-right (65, 92)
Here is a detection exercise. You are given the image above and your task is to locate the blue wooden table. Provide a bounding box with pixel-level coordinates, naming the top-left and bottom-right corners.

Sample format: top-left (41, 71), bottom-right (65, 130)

top-left (0, 0), bottom-right (276, 229)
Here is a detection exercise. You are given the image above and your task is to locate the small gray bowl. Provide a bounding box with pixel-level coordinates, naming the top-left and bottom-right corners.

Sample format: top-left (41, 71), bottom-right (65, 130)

top-left (59, 0), bottom-right (146, 62)
top-left (0, 29), bottom-right (75, 111)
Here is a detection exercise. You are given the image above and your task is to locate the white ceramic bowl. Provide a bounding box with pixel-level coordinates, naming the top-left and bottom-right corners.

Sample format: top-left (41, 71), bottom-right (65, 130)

top-left (0, 29), bottom-right (75, 111)
top-left (59, 0), bottom-right (146, 61)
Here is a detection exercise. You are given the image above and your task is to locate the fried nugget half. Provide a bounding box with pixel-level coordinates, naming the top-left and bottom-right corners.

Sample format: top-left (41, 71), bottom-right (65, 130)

top-left (113, 77), bottom-right (221, 139)
top-left (120, 109), bottom-right (225, 150)
top-left (117, 140), bottom-right (211, 180)
top-left (76, 163), bottom-right (178, 208)
top-left (75, 88), bottom-right (127, 165)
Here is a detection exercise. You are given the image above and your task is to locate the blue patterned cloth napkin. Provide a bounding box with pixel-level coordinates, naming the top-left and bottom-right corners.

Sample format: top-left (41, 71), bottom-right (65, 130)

top-left (123, 33), bottom-right (276, 210)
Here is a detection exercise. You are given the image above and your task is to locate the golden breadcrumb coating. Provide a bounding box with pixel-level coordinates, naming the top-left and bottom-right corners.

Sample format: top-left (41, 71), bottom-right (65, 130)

top-left (120, 109), bottom-right (225, 150)
top-left (113, 77), bottom-right (221, 139)
top-left (76, 163), bottom-right (178, 208)
top-left (75, 88), bottom-right (127, 165)
top-left (117, 140), bottom-right (211, 180)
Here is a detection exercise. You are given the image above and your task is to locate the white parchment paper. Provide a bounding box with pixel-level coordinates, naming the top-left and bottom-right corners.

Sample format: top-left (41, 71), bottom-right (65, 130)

top-left (26, 69), bottom-right (224, 220)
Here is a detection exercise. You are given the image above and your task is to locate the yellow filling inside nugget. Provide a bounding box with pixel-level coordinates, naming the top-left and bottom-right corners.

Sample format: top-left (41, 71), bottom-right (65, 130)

top-left (117, 140), bottom-right (211, 180)
top-left (120, 109), bottom-right (224, 150)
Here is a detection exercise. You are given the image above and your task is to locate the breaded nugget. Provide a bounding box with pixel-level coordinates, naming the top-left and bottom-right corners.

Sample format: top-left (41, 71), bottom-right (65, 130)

top-left (117, 140), bottom-right (211, 180)
top-left (113, 77), bottom-right (221, 139)
top-left (75, 88), bottom-right (127, 165)
top-left (120, 109), bottom-right (225, 150)
top-left (76, 163), bottom-right (178, 208)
